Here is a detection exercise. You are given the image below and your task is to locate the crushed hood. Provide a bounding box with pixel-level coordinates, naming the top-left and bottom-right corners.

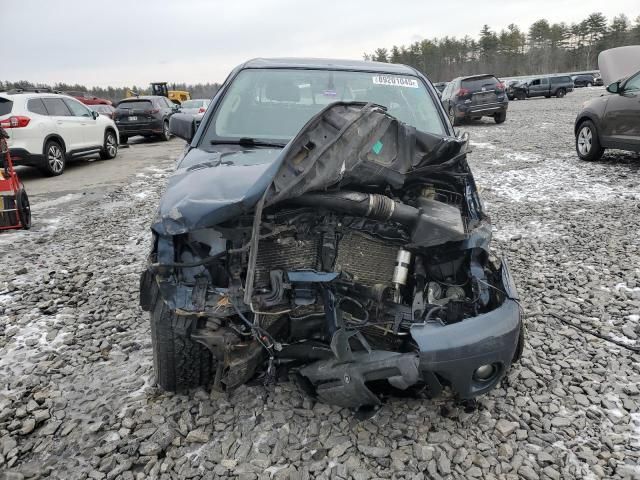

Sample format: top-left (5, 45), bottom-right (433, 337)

top-left (153, 102), bottom-right (467, 236)
top-left (152, 148), bottom-right (282, 235)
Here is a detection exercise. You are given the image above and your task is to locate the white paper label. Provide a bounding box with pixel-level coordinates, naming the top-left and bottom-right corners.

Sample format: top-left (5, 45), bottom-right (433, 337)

top-left (372, 75), bottom-right (419, 88)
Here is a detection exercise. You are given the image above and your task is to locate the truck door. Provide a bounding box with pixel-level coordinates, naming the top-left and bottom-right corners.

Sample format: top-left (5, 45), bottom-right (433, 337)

top-left (540, 77), bottom-right (550, 96)
top-left (528, 79), bottom-right (541, 97)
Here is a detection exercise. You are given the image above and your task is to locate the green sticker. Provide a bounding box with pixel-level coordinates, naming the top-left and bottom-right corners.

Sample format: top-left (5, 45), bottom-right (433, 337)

top-left (372, 140), bottom-right (383, 154)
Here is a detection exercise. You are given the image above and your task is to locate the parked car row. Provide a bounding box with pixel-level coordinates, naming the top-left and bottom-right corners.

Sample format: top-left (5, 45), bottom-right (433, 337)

top-left (0, 88), bottom-right (119, 176)
top-left (113, 96), bottom-right (211, 144)
top-left (0, 86), bottom-right (214, 176)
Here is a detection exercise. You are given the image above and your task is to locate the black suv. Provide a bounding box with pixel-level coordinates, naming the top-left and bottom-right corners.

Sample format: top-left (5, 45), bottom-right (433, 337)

top-left (114, 95), bottom-right (178, 143)
top-left (440, 74), bottom-right (508, 125)
top-left (573, 74), bottom-right (603, 88)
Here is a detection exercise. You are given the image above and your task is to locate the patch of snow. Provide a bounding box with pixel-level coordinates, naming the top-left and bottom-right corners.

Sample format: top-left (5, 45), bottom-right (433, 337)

top-left (134, 191), bottom-right (151, 200)
top-left (470, 141), bottom-right (496, 150)
top-left (32, 193), bottom-right (83, 211)
top-left (616, 283), bottom-right (640, 293)
top-left (493, 220), bottom-right (561, 241)
top-left (505, 151), bottom-right (542, 163)
top-left (608, 333), bottom-right (636, 346)
top-left (485, 162), bottom-right (640, 203)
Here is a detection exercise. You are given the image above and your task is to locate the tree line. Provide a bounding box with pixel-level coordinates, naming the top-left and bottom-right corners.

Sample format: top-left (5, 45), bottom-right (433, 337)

top-left (364, 12), bottom-right (640, 81)
top-left (0, 81), bottom-right (221, 103)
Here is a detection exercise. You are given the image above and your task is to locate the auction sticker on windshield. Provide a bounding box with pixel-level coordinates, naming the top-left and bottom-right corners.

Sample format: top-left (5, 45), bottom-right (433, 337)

top-left (373, 75), bottom-right (419, 88)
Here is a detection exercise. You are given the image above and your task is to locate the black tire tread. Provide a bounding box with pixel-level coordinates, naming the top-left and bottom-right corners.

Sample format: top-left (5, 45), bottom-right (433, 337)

top-left (494, 111), bottom-right (507, 124)
top-left (17, 189), bottom-right (31, 230)
top-left (150, 292), bottom-right (212, 391)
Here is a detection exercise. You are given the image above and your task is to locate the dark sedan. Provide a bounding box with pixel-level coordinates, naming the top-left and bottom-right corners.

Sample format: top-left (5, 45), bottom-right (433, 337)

top-left (574, 69), bottom-right (640, 161)
top-left (114, 96), bottom-right (178, 143)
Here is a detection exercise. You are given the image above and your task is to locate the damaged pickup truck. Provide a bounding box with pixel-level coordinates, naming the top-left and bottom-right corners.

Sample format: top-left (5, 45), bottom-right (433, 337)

top-left (140, 58), bottom-right (524, 410)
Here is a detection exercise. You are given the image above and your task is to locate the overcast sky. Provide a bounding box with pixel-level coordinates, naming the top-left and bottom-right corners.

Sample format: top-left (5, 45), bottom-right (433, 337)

top-left (3, 0), bottom-right (638, 87)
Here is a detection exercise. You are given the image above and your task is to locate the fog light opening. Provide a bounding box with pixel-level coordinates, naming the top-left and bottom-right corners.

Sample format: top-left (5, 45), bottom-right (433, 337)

top-left (473, 363), bottom-right (498, 382)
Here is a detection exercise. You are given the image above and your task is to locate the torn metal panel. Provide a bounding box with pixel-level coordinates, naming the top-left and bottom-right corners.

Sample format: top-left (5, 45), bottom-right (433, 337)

top-left (262, 102), bottom-right (468, 206)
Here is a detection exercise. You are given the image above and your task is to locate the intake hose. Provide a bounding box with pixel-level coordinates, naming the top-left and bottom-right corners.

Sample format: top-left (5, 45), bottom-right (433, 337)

top-left (290, 191), bottom-right (419, 226)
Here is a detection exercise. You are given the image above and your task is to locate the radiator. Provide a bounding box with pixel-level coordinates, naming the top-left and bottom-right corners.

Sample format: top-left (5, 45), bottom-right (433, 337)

top-left (254, 231), bottom-right (397, 288)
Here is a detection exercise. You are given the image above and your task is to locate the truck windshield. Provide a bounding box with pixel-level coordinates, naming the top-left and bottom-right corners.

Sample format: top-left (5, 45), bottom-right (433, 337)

top-left (202, 68), bottom-right (445, 145)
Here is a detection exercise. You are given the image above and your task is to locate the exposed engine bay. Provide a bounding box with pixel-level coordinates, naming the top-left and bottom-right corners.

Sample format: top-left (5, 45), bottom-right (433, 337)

top-left (142, 102), bottom-right (522, 409)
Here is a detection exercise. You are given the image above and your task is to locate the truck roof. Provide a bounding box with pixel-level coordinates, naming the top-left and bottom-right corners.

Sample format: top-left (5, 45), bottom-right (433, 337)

top-left (240, 58), bottom-right (418, 75)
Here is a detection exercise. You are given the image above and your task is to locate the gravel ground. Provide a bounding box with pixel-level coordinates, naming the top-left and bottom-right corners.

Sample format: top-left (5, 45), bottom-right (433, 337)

top-left (1, 88), bottom-right (639, 480)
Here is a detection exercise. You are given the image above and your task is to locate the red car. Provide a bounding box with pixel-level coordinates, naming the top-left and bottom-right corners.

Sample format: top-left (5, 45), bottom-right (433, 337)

top-left (65, 91), bottom-right (112, 106)
top-left (89, 104), bottom-right (116, 119)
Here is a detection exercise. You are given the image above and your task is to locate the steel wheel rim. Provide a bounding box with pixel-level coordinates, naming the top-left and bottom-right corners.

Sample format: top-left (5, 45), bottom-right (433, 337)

top-left (47, 145), bottom-right (64, 173)
top-left (106, 134), bottom-right (117, 156)
top-left (164, 123), bottom-right (169, 138)
top-left (577, 127), bottom-right (592, 155)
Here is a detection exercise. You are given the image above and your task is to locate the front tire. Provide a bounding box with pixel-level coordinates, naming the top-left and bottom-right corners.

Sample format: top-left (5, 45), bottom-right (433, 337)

top-left (100, 130), bottom-right (118, 159)
top-left (494, 111), bottom-right (507, 124)
top-left (150, 294), bottom-right (212, 391)
top-left (576, 120), bottom-right (604, 161)
top-left (586, 82), bottom-right (592, 87)
top-left (42, 140), bottom-right (66, 176)
top-left (556, 88), bottom-right (566, 98)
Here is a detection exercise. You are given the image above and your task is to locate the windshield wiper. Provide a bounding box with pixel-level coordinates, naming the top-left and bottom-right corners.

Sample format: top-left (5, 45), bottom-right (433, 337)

top-left (210, 137), bottom-right (286, 148)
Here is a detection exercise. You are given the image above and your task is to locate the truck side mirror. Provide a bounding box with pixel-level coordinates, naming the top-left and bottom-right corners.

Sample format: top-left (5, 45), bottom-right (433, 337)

top-left (169, 113), bottom-right (196, 142)
top-left (606, 81), bottom-right (620, 94)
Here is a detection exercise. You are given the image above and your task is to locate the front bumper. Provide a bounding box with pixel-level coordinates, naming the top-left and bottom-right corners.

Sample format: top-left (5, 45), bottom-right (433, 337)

top-left (116, 119), bottom-right (163, 137)
top-left (298, 261), bottom-right (522, 408)
top-left (410, 261), bottom-right (521, 398)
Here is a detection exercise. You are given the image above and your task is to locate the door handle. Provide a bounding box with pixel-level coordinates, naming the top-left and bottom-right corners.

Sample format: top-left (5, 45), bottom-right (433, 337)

top-left (56, 121), bottom-right (63, 125)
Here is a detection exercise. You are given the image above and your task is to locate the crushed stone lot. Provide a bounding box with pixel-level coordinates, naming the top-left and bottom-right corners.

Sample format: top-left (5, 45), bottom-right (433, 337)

top-left (1, 88), bottom-right (639, 480)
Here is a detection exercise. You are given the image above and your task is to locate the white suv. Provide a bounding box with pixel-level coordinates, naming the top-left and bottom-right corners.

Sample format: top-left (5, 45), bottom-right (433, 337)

top-left (0, 89), bottom-right (119, 176)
